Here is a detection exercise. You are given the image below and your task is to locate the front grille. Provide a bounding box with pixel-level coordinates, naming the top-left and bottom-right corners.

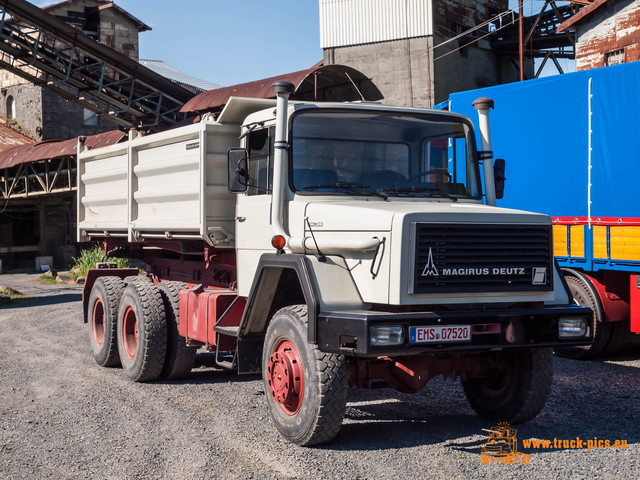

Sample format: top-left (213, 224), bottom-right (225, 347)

top-left (410, 223), bottom-right (553, 294)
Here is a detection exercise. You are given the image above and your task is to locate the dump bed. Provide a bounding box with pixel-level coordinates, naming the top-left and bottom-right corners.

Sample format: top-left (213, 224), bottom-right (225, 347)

top-left (77, 119), bottom-right (240, 247)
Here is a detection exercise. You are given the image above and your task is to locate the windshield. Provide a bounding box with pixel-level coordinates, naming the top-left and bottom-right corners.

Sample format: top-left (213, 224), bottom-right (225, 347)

top-left (290, 110), bottom-right (481, 199)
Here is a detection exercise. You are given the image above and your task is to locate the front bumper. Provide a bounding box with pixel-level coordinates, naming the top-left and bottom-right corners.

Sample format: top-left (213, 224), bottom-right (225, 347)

top-left (316, 305), bottom-right (593, 357)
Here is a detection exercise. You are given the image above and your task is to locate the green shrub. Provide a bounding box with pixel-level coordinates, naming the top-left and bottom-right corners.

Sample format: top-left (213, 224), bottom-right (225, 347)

top-left (72, 245), bottom-right (130, 279)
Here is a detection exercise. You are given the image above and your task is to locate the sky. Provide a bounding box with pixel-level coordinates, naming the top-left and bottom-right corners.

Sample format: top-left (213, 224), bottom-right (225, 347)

top-left (38, 1), bottom-right (573, 87)
top-left (113, 0), bottom-right (323, 86)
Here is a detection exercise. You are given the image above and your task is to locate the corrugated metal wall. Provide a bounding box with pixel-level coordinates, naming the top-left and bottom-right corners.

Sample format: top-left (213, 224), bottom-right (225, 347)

top-left (319, 0), bottom-right (433, 48)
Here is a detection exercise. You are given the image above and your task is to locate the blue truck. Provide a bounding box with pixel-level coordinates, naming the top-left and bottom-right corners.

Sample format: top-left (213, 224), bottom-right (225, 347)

top-left (444, 61), bottom-right (640, 358)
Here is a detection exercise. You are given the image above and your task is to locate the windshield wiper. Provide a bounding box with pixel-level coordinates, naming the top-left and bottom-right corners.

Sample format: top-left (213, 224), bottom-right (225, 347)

top-left (380, 186), bottom-right (458, 202)
top-left (302, 183), bottom-right (387, 200)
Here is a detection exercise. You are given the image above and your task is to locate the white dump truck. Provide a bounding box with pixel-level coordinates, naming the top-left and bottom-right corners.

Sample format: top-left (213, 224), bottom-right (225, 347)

top-left (78, 81), bottom-right (592, 446)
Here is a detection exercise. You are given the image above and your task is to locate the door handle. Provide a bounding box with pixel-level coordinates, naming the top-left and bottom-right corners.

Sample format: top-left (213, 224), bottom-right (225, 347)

top-left (236, 216), bottom-right (246, 222)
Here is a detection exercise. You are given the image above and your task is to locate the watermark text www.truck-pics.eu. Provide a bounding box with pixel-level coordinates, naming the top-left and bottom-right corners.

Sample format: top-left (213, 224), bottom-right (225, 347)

top-left (480, 423), bottom-right (628, 465)
top-left (522, 437), bottom-right (629, 451)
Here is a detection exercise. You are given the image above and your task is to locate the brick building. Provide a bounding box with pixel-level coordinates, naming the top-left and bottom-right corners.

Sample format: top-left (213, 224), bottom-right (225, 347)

top-left (558, 0), bottom-right (640, 71)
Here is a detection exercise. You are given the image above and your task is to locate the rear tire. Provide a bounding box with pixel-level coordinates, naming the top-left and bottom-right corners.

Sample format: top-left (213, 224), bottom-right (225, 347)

top-left (262, 305), bottom-right (347, 446)
top-left (554, 273), bottom-right (610, 359)
top-left (124, 274), bottom-right (149, 285)
top-left (88, 276), bottom-right (125, 367)
top-left (158, 281), bottom-right (197, 379)
top-left (117, 281), bottom-right (167, 382)
top-left (462, 348), bottom-right (553, 424)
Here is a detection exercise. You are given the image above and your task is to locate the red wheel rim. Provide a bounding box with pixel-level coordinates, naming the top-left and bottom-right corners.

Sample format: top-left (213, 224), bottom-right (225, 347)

top-left (92, 299), bottom-right (105, 346)
top-left (122, 306), bottom-right (138, 359)
top-left (267, 340), bottom-right (304, 415)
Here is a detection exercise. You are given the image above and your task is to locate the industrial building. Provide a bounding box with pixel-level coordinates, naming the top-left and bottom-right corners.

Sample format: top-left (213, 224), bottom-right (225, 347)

top-left (0, 0), bottom-right (150, 141)
top-left (558, 0), bottom-right (640, 70)
top-left (320, 0), bottom-right (527, 107)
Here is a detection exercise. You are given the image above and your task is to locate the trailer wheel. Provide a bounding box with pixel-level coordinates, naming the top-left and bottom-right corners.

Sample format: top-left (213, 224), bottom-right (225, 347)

top-left (462, 348), bottom-right (553, 424)
top-left (262, 305), bottom-right (347, 446)
top-left (601, 319), bottom-right (629, 356)
top-left (88, 276), bottom-right (125, 367)
top-left (554, 273), bottom-right (610, 359)
top-left (116, 281), bottom-right (167, 382)
top-left (158, 281), bottom-right (197, 379)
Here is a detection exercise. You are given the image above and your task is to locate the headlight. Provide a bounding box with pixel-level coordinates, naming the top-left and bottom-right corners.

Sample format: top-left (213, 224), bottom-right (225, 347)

top-left (558, 317), bottom-right (588, 338)
top-left (370, 326), bottom-right (405, 346)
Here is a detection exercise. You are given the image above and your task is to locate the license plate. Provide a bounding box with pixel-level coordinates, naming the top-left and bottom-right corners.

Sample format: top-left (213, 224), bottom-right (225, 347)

top-left (410, 325), bottom-right (471, 343)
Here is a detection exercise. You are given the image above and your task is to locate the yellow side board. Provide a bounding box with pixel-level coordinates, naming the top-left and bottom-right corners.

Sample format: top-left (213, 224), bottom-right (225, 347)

top-left (593, 226), bottom-right (607, 259)
top-left (553, 225), bottom-right (568, 257)
top-left (554, 224), bottom-right (640, 262)
top-left (593, 225), bottom-right (640, 261)
top-left (610, 226), bottom-right (640, 261)
top-left (570, 225), bottom-right (585, 257)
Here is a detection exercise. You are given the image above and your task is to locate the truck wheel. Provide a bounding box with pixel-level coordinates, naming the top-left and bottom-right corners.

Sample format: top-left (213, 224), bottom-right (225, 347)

top-left (462, 348), bottom-right (553, 424)
top-left (262, 305), bottom-right (347, 446)
top-left (88, 276), bottom-right (125, 367)
top-left (124, 274), bottom-right (149, 285)
top-left (117, 282), bottom-right (167, 382)
top-left (554, 274), bottom-right (610, 359)
top-left (158, 281), bottom-right (197, 379)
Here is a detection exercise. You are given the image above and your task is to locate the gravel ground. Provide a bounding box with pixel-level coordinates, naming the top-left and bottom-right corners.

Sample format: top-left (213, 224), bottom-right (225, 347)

top-left (0, 272), bottom-right (638, 479)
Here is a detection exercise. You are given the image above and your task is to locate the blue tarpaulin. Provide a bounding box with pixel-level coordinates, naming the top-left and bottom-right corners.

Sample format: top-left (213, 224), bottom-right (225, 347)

top-left (447, 61), bottom-right (640, 219)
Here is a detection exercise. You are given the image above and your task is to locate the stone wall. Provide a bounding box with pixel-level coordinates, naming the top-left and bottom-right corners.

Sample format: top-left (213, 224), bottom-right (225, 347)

top-left (1, 84), bottom-right (42, 140)
top-left (324, 36), bottom-right (435, 107)
top-left (41, 89), bottom-right (118, 141)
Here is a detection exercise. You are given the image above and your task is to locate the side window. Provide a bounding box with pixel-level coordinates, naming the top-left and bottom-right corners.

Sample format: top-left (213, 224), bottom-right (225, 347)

top-left (247, 127), bottom-right (273, 196)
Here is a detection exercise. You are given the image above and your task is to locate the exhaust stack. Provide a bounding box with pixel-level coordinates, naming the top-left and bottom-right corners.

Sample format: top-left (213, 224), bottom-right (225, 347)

top-left (271, 80), bottom-right (295, 240)
top-left (473, 97), bottom-right (496, 206)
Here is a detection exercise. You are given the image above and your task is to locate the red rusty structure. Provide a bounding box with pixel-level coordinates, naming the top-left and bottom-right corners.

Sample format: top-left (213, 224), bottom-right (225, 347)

top-left (181, 62), bottom-right (383, 116)
top-left (0, 130), bottom-right (126, 199)
top-left (492, 1), bottom-right (594, 78)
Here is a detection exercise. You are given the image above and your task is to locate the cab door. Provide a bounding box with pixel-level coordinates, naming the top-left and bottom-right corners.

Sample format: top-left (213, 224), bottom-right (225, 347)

top-left (234, 127), bottom-right (276, 295)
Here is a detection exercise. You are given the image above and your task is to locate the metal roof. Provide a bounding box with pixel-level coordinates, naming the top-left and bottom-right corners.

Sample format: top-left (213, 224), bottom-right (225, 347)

top-left (140, 59), bottom-right (222, 93)
top-left (0, 130), bottom-right (126, 169)
top-left (0, 123), bottom-right (34, 152)
top-left (181, 63), bottom-right (383, 113)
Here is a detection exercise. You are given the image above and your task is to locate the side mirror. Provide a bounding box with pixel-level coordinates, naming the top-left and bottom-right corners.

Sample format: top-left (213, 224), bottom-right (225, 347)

top-left (494, 158), bottom-right (506, 200)
top-left (228, 148), bottom-right (249, 193)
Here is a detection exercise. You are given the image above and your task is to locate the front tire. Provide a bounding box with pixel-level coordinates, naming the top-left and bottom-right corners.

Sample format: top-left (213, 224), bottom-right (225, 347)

top-left (262, 305), bottom-right (347, 446)
top-left (88, 276), bottom-right (125, 367)
top-left (462, 348), bottom-right (553, 424)
top-left (117, 282), bottom-right (167, 382)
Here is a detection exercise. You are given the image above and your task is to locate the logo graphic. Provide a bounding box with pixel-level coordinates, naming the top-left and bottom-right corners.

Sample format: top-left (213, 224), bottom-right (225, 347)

top-left (532, 267), bottom-right (548, 285)
top-left (480, 422), bottom-right (531, 465)
top-left (421, 247), bottom-right (439, 276)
